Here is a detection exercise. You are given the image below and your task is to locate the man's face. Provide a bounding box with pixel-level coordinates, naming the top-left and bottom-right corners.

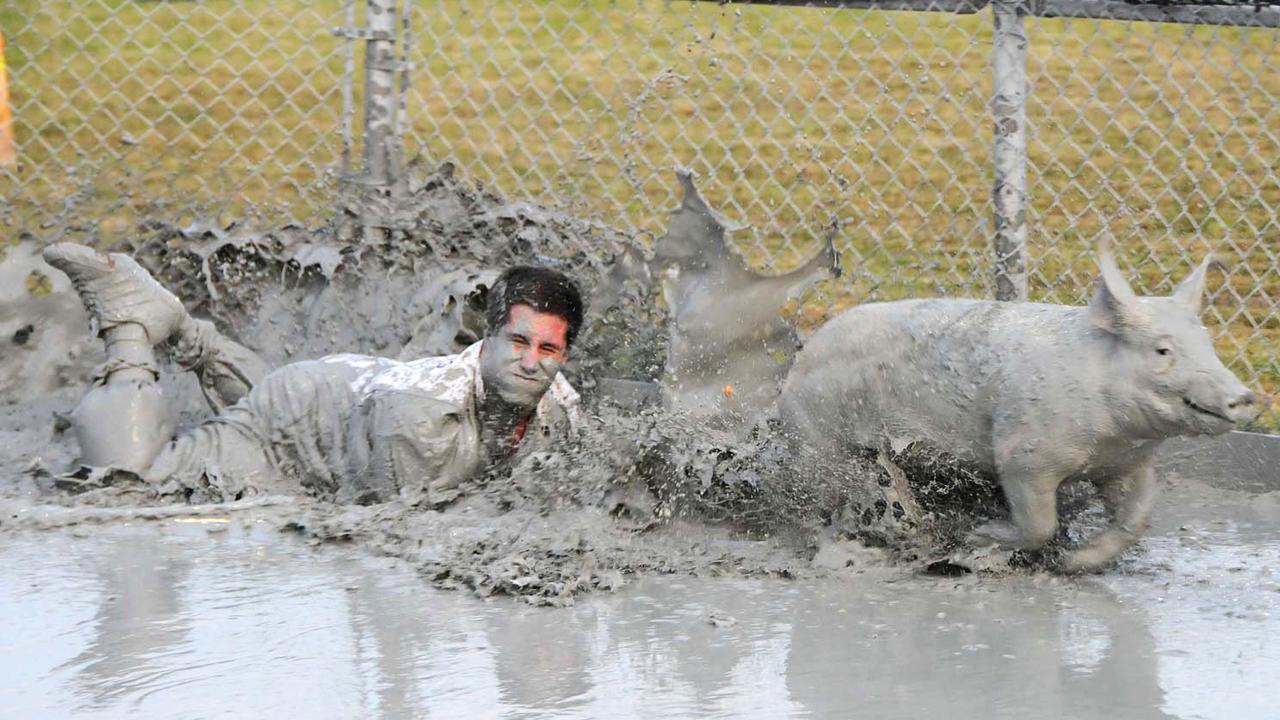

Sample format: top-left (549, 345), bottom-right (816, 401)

top-left (480, 303), bottom-right (571, 408)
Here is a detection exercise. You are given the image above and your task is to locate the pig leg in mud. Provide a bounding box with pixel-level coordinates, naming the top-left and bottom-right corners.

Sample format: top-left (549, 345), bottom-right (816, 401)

top-left (1061, 464), bottom-right (1157, 573)
top-left (968, 466), bottom-right (1062, 551)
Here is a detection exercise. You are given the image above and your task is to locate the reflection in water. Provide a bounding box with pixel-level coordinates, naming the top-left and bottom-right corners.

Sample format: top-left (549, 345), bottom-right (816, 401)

top-left (485, 596), bottom-right (592, 711)
top-left (61, 531), bottom-right (195, 712)
top-left (506, 584), bottom-right (804, 717)
top-left (785, 577), bottom-right (1171, 720)
top-left (341, 555), bottom-right (505, 717)
top-left (1, 511), bottom-right (1278, 720)
top-left (344, 573), bottom-right (439, 716)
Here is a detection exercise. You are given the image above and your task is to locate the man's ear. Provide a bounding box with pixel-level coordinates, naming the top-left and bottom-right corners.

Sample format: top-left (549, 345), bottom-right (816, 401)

top-left (1171, 253), bottom-right (1216, 315)
top-left (1088, 234), bottom-right (1148, 335)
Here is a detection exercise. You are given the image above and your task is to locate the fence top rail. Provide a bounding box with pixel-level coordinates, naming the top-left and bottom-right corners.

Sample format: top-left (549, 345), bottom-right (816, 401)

top-left (699, 0), bottom-right (1280, 27)
top-left (1035, 0), bottom-right (1280, 27)
top-left (691, 0), bottom-right (987, 12)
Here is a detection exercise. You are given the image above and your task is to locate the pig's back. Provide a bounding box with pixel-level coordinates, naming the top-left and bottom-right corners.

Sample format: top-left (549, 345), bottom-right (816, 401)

top-left (779, 298), bottom-right (1016, 470)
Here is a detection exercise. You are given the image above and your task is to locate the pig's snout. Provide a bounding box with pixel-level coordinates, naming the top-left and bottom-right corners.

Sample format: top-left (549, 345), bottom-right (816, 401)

top-left (1228, 390), bottom-right (1257, 411)
top-left (1226, 388), bottom-right (1261, 422)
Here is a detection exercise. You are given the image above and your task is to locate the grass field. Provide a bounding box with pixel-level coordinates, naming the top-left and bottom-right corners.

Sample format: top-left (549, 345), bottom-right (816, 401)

top-left (1, 0), bottom-right (1276, 427)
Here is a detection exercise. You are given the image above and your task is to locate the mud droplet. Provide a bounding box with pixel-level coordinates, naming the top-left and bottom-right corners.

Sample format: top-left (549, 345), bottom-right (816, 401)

top-left (11, 324), bottom-right (34, 346)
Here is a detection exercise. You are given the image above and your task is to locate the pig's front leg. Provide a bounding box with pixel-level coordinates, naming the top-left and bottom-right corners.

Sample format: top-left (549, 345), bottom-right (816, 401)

top-left (1061, 463), bottom-right (1156, 573)
top-left (968, 464), bottom-right (1062, 551)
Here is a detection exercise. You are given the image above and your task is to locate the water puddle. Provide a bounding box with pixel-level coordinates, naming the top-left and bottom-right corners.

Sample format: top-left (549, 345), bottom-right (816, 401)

top-left (3, 494), bottom-right (1278, 719)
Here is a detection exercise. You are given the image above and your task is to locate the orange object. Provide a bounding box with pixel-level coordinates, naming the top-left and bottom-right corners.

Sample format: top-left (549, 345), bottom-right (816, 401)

top-left (0, 31), bottom-right (14, 168)
top-left (723, 385), bottom-right (734, 398)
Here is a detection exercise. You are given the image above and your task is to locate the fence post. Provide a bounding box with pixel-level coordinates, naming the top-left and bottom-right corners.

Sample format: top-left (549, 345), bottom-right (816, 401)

top-left (361, 0), bottom-right (399, 188)
top-left (991, 0), bottom-right (1030, 302)
top-left (331, 0), bottom-right (408, 239)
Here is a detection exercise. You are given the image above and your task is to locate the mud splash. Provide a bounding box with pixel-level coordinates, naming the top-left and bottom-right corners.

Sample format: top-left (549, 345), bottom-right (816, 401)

top-left (1, 164), bottom-right (1109, 605)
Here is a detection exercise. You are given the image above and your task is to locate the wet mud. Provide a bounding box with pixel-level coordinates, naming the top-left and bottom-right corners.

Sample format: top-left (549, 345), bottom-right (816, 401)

top-left (2, 164), bottom-right (1276, 612)
top-left (4, 472), bottom-right (1279, 718)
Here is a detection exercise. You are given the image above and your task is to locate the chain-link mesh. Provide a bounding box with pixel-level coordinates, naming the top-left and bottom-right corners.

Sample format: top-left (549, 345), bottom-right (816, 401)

top-left (409, 2), bottom-right (995, 302)
top-left (1, 1), bottom-right (1277, 422)
top-left (0, 0), bottom-right (348, 235)
top-left (406, 1), bottom-right (1278, 421)
top-left (1023, 14), bottom-right (1280, 407)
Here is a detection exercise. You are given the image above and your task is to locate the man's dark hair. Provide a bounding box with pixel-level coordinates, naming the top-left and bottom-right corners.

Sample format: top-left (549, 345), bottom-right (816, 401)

top-left (485, 266), bottom-right (584, 347)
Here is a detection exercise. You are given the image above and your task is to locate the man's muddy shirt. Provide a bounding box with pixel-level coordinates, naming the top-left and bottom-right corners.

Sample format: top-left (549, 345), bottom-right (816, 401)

top-left (236, 341), bottom-right (579, 504)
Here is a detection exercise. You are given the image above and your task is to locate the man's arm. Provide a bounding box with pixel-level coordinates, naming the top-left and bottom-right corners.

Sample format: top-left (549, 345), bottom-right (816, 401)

top-left (342, 390), bottom-right (480, 506)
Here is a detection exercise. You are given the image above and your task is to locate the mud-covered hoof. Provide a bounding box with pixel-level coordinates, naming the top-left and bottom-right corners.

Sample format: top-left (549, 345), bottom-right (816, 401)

top-left (1058, 553), bottom-right (1112, 575)
top-left (966, 519), bottom-right (1023, 548)
top-left (1058, 528), bottom-right (1137, 574)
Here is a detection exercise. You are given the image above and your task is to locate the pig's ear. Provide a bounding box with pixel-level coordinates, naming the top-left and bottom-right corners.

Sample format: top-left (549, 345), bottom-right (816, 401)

top-left (1088, 235), bottom-right (1146, 335)
top-left (1171, 254), bottom-right (1215, 315)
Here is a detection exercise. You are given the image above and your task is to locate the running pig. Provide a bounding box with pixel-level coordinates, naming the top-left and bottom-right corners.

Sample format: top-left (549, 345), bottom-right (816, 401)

top-left (777, 241), bottom-right (1262, 571)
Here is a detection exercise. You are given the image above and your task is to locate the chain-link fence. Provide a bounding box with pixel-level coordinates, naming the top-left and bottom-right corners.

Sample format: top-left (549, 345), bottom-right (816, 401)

top-left (1, 0), bottom-right (1277, 422)
top-left (0, 0), bottom-right (349, 233)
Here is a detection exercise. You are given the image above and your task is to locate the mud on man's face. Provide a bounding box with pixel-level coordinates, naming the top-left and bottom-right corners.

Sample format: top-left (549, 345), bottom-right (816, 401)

top-left (480, 303), bottom-right (571, 408)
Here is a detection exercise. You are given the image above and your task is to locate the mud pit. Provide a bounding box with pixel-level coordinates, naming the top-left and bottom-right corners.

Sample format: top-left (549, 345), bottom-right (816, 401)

top-left (3, 165), bottom-right (1279, 715)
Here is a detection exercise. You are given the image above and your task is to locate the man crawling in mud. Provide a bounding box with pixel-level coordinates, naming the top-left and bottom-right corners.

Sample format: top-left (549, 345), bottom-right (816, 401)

top-left (42, 243), bottom-right (583, 506)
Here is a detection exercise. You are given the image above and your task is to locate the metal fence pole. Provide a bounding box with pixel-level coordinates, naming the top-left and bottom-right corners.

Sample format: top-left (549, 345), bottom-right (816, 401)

top-left (991, 0), bottom-right (1030, 302)
top-left (338, 0), bottom-right (356, 178)
top-left (362, 0), bottom-right (399, 187)
top-left (391, 2), bottom-right (413, 185)
top-left (332, 0), bottom-right (408, 237)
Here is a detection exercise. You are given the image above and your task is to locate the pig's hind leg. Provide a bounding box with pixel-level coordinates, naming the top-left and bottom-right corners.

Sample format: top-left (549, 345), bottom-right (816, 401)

top-left (1060, 464), bottom-right (1156, 573)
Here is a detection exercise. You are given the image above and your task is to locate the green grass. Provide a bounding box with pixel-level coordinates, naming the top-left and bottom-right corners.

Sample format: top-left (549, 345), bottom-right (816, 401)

top-left (1, 0), bottom-right (1276, 427)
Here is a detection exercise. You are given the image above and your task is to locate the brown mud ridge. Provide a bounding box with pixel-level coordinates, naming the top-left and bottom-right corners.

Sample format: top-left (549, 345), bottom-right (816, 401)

top-left (0, 164), bottom-right (1104, 606)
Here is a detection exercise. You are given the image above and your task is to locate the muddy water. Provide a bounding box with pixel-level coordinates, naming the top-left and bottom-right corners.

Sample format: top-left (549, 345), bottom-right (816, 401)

top-left (3, 478), bottom-right (1278, 720)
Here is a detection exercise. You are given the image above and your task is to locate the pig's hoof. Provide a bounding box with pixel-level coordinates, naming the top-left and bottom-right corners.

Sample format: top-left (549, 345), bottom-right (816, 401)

top-left (966, 520), bottom-right (1022, 548)
top-left (1059, 529), bottom-right (1134, 573)
top-left (1059, 550), bottom-right (1112, 574)
top-left (1059, 546), bottom-right (1120, 574)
